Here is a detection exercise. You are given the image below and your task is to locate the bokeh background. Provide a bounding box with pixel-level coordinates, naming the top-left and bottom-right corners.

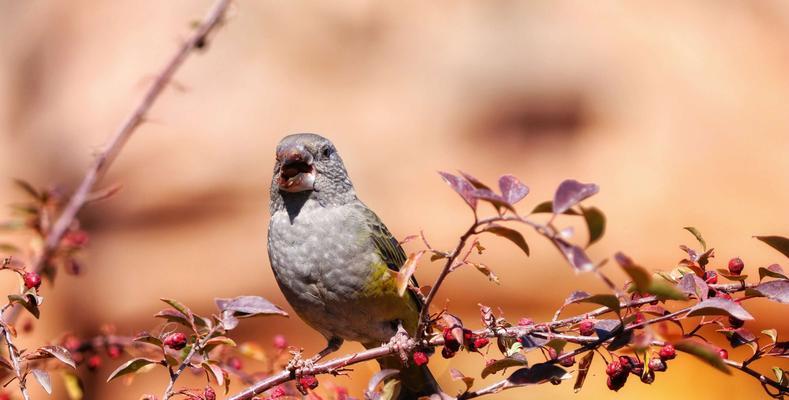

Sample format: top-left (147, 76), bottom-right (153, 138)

top-left (1, 0), bottom-right (788, 399)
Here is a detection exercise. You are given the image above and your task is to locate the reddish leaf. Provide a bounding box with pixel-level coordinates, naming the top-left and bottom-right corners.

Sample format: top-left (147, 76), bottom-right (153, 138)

top-left (458, 171), bottom-right (492, 191)
top-left (505, 363), bottom-right (571, 387)
top-left (215, 296), bottom-right (288, 318)
top-left (438, 172), bottom-right (477, 210)
top-left (678, 273), bottom-right (709, 300)
top-left (498, 175), bottom-right (529, 205)
top-left (767, 342), bottom-right (789, 358)
top-left (552, 180), bottom-right (599, 215)
top-left (573, 351), bottom-right (594, 393)
top-left (687, 298), bottom-right (754, 320)
top-left (759, 264), bottom-right (787, 281)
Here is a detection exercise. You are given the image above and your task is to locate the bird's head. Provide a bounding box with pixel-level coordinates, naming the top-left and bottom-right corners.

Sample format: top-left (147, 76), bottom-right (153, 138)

top-left (271, 133), bottom-right (355, 209)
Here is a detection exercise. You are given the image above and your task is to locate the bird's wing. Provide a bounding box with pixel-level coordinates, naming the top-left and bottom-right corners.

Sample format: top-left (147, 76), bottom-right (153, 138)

top-left (355, 203), bottom-right (424, 311)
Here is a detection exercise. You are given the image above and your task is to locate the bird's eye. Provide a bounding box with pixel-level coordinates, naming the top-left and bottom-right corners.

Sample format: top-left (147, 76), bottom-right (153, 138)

top-left (322, 146), bottom-right (333, 158)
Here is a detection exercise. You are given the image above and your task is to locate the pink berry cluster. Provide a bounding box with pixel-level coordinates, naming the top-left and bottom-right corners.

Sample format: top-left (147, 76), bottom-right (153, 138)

top-left (606, 344), bottom-right (678, 391)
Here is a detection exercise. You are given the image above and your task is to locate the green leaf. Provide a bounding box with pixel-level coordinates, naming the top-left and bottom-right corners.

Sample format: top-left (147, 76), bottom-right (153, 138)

top-left (483, 225), bottom-right (530, 256)
top-left (529, 201), bottom-right (580, 215)
top-left (161, 298), bottom-right (194, 324)
top-left (762, 329), bottom-right (778, 344)
top-left (755, 236), bottom-right (789, 258)
top-left (505, 363), bottom-right (572, 387)
top-left (481, 355), bottom-right (530, 378)
top-left (580, 294), bottom-right (621, 313)
top-left (204, 336), bottom-right (236, 353)
top-left (106, 358), bottom-right (159, 382)
top-left (62, 372), bottom-right (84, 400)
top-left (674, 339), bottom-right (729, 374)
top-left (12, 178), bottom-right (41, 200)
top-left (645, 281), bottom-right (687, 300)
top-left (716, 269), bottom-right (748, 282)
top-left (683, 227), bottom-right (707, 251)
top-left (580, 206), bottom-right (605, 247)
top-left (133, 333), bottom-right (163, 348)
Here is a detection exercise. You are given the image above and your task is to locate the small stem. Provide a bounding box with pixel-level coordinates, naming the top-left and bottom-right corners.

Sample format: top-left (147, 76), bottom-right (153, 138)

top-left (2, 326), bottom-right (30, 400)
top-left (162, 324), bottom-right (222, 400)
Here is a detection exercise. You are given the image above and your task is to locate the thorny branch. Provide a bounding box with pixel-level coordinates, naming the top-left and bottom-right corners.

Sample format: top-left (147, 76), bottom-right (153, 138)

top-left (2, 0), bottom-right (234, 326)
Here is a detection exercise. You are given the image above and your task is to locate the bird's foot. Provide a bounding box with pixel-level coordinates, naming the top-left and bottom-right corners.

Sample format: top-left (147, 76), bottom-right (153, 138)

top-left (285, 350), bottom-right (318, 378)
top-left (386, 324), bottom-right (415, 365)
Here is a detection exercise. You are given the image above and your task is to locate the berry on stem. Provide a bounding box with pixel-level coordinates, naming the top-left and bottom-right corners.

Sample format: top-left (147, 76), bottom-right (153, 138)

top-left (298, 375), bottom-right (319, 390)
top-left (718, 349), bottom-right (729, 359)
top-left (728, 257), bottom-right (745, 275)
top-left (87, 355), bottom-right (101, 370)
top-left (578, 320), bottom-right (595, 336)
top-left (23, 271), bottom-right (41, 290)
top-left (204, 387), bottom-right (216, 400)
top-left (659, 344), bottom-right (676, 361)
top-left (163, 332), bottom-right (187, 350)
top-left (413, 351), bottom-right (429, 366)
top-left (441, 347), bottom-right (456, 359)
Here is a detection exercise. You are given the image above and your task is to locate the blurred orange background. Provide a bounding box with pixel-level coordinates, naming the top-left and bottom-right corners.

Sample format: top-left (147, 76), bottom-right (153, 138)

top-left (0, 1), bottom-right (787, 399)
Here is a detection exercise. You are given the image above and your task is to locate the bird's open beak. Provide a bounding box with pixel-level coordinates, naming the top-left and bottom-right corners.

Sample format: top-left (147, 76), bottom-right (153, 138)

top-left (277, 144), bottom-right (315, 192)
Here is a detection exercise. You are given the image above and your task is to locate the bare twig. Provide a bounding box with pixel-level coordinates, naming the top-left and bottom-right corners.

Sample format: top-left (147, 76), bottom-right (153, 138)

top-left (2, 0), bottom-right (233, 325)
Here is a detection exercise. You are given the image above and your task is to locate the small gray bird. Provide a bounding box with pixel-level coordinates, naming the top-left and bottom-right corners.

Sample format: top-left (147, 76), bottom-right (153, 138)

top-left (267, 133), bottom-right (440, 398)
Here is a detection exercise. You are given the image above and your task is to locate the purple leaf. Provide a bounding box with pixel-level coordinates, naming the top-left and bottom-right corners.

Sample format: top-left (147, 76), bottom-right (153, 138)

top-left (747, 280), bottom-right (789, 304)
top-left (759, 264), bottom-right (787, 281)
top-left (481, 354), bottom-right (529, 378)
top-left (473, 189), bottom-right (516, 212)
top-left (717, 328), bottom-right (757, 348)
top-left (678, 273), bottom-right (709, 300)
top-left (573, 351), bottom-right (594, 393)
top-left (505, 363), bottom-right (571, 387)
top-left (438, 172), bottom-right (477, 210)
top-left (215, 296), bottom-right (288, 318)
top-left (106, 358), bottom-right (159, 382)
top-left (552, 180), bottom-right (599, 215)
top-left (687, 297), bottom-right (754, 320)
top-left (498, 175), bottom-right (529, 205)
top-left (767, 342), bottom-right (789, 358)
top-left (554, 239), bottom-right (595, 272)
top-left (581, 206), bottom-right (605, 247)
top-left (755, 235), bottom-right (789, 258)
top-left (458, 171), bottom-right (492, 191)
top-left (563, 290), bottom-right (591, 306)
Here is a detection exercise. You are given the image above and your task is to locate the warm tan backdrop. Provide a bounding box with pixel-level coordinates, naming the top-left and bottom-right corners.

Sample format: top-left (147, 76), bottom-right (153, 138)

top-left (0, 1), bottom-right (788, 399)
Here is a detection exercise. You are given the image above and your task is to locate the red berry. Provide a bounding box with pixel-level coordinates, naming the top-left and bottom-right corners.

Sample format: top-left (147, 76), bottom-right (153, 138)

top-left (649, 357), bottom-right (667, 372)
top-left (23, 272), bottom-right (41, 290)
top-left (441, 347), bottom-right (456, 359)
top-left (718, 349), bottom-right (729, 359)
top-left (517, 318), bottom-right (533, 326)
top-left (63, 230), bottom-right (89, 247)
top-left (442, 328), bottom-right (460, 351)
top-left (606, 361), bottom-right (624, 377)
top-left (473, 337), bottom-right (489, 349)
top-left (578, 320), bottom-right (595, 336)
top-left (270, 386), bottom-right (286, 399)
top-left (227, 356), bottom-right (243, 370)
top-left (298, 375), bottom-right (319, 390)
top-left (163, 332), bottom-right (188, 350)
top-left (87, 355), bottom-right (101, 370)
top-left (0, 393), bottom-right (9, 400)
top-left (64, 337), bottom-right (82, 353)
top-left (704, 270), bottom-right (718, 284)
top-left (413, 351), bottom-right (428, 366)
top-left (659, 344), bottom-right (676, 361)
top-left (273, 334), bottom-right (287, 350)
top-left (559, 354), bottom-right (575, 367)
top-left (107, 345), bottom-right (122, 359)
top-left (204, 387), bottom-right (216, 400)
top-left (728, 257), bottom-right (745, 275)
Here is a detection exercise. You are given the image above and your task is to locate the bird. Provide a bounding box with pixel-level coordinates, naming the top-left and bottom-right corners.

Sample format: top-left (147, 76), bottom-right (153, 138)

top-left (267, 133), bottom-right (441, 398)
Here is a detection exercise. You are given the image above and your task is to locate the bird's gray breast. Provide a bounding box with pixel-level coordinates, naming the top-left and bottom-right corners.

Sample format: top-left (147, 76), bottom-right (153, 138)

top-left (267, 200), bottom-right (383, 341)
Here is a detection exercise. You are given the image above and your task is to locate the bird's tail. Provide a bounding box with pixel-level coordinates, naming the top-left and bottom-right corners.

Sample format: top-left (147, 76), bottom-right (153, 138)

top-left (374, 353), bottom-right (443, 400)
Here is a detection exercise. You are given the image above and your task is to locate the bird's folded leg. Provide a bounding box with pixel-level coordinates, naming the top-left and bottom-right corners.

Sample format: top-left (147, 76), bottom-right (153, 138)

top-left (386, 321), bottom-right (415, 365)
top-left (286, 337), bottom-right (343, 378)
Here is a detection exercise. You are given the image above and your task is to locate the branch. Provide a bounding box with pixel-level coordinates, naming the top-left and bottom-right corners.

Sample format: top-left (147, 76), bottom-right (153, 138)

top-left (2, 0), bottom-right (233, 327)
top-left (2, 325), bottom-right (30, 400)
